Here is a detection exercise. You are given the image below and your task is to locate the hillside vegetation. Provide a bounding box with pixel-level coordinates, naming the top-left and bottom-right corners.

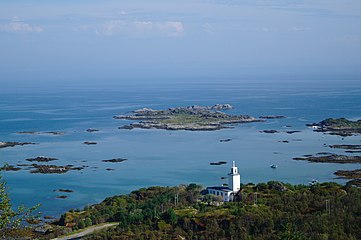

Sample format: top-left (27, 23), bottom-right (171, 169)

top-left (47, 182), bottom-right (361, 240)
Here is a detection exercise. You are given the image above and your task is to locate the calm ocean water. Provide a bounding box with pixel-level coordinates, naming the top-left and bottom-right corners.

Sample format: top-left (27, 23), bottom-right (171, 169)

top-left (0, 81), bottom-right (360, 217)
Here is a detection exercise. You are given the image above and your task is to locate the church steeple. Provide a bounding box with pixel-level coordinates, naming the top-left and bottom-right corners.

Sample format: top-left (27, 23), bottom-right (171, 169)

top-left (228, 161), bottom-right (241, 192)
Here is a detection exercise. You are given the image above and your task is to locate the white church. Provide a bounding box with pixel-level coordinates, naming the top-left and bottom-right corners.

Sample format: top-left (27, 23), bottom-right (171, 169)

top-left (206, 161), bottom-right (241, 202)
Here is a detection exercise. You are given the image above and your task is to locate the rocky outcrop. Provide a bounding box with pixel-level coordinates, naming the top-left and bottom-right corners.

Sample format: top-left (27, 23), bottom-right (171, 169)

top-left (17, 131), bottom-right (65, 135)
top-left (102, 158), bottom-right (127, 163)
top-left (0, 141), bottom-right (36, 148)
top-left (86, 128), bottom-right (99, 132)
top-left (26, 156), bottom-right (58, 162)
top-left (259, 115), bottom-right (286, 119)
top-left (30, 164), bottom-right (84, 174)
top-left (293, 154), bottom-right (361, 164)
top-left (334, 169), bottom-right (361, 179)
top-left (0, 164), bottom-right (21, 171)
top-left (329, 145), bottom-right (361, 150)
top-left (260, 130), bottom-right (279, 134)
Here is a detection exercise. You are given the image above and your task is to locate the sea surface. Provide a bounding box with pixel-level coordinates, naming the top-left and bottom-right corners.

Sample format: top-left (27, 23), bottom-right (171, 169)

top-left (0, 80), bottom-right (360, 217)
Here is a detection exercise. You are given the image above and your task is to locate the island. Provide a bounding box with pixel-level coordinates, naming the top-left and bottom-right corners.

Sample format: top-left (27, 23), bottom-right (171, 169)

top-left (259, 115), bottom-right (286, 119)
top-left (293, 154), bottom-right (361, 164)
top-left (17, 131), bottom-right (65, 135)
top-left (307, 118), bottom-right (361, 136)
top-left (26, 156), bottom-right (58, 162)
top-left (0, 141), bottom-right (36, 148)
top-left (210, 161), bottom-right (227, 165)
top-left (329, 144), bottom-right (361, 150)
top-left (29, 164), bottom-right (84, 174)
top-left (114, 104), bottom-right (262, 131)
top-left (83, 141), bottom-right (97, 145)
top-left (86, 129), bottom-right (99, 133)
top-left (102, 158), bottom-right (127, 163)
top-left (334, 169), bottom-right (361, 187)
top-left (285, 130), bottom-right (301, 134)
top-left (260, 129), bottom-right (279, 134)
top-left (334, 169), bottom-right (361, 179)
top-left (0, 164), bottom-right (22, 171)
top-left (55, 189), bottom-right (74, 193)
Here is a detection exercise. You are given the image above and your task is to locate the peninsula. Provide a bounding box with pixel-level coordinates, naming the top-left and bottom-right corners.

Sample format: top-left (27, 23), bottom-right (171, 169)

top-left (114, 104), bottom-right (261, 131)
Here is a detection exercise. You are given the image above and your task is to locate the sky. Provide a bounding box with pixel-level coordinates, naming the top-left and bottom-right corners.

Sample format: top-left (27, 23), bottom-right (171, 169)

top-left (0, 0), bottom-right (360, 84)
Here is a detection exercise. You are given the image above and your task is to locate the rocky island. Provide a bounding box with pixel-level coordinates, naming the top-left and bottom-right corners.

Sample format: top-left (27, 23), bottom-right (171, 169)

top-left (17, 131), bottom-right (65, 135)
top-left (115, 104), bottom-right (261, 131)
top-left (102, 158), bottom-right (127, 163)
top-left (0, 164), bottom-right (22, 171)
top-left (0, 141), bottom-right (36, 148)
top-left (293, 154), bottom-right (361, 164)
top-left (307, 118), bottom-right (361, 136)
top-left (26, 156), bottom-right (58, 162)
top-left (259, 115), bottom-right (286, 119)
top-left (334, 169), bottom-right (361, 187)
top-left (30, 164), bottom-right (85, 174)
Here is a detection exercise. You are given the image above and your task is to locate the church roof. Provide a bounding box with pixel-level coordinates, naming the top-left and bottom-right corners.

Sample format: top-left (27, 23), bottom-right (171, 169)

top-left (206, 186), bottom-right (233, 192)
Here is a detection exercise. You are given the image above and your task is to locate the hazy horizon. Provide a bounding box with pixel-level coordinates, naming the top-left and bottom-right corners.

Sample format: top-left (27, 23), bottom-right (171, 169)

top-left (1, 0), bottom-right (360, 84)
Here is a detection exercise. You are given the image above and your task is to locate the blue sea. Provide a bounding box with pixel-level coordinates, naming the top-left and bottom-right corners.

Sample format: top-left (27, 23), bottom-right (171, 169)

top-left (0, 80), bottom-right (360, 217)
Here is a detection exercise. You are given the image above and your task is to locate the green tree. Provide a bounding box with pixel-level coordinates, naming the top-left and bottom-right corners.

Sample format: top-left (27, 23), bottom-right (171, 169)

top-left (163, 208), bottom-right (178, 226)
top-left (78, 219), bottom-right (86, 229)
top-left (0, 173), bottom-right (40, 239)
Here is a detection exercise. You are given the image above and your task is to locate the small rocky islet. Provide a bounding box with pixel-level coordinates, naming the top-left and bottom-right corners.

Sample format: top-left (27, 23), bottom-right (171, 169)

top-left (86, 128), bottom-right (99, 133)
top-left (102, 158), bottom-right (127, 163)
top-left (115, 104), bottom-right (263, 131)
top-left (83, 141), bottom-right (97, 145)
top-left (16, 131), bottom-right (65, 135)
top-left (0, 164), bottom-right (22, 171)
top-left (0, 141), bottom-right (36, 148)
top-left (210, 161), bottom-right (227, 166)
top-left (259, 115), bottom-right (286, 119)
top-left (26, 156), bottom-right (58, 162)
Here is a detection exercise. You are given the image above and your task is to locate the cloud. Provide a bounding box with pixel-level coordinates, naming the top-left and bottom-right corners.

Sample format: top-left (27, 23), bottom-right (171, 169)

top-left (202, 23), bottom-right (216, 34)
top-left (289, 26), bottom-right (311, 32)
top-left (0, 19), bottom-right (43, 33)
top-left (98, 20), bottom-right (126, 36)
top-left (158, 21), bottom-right (184, 37)
top-left (92, 20), bottom-right (184, 37)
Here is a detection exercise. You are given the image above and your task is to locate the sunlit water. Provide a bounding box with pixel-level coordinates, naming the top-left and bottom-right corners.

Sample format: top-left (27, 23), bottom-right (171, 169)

top-left (0, 81), bottom-right (360, 217)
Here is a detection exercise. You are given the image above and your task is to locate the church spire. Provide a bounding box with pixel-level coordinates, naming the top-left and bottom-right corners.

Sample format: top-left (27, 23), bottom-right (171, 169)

top-left (228, 161), bottom-right (241, 192)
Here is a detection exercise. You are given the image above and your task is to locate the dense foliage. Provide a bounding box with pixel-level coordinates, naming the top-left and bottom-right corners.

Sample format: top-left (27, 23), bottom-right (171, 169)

top-left (320, 118), bottom-right (361, 130)
top-left (0, 174), bottom-right (39, 239)
top-left (54, 182), bottom-right (361, 240)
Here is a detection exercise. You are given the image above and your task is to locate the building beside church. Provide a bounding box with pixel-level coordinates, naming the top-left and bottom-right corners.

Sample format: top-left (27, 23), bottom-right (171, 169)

top-left (206, 161), bottom-right (241, 202)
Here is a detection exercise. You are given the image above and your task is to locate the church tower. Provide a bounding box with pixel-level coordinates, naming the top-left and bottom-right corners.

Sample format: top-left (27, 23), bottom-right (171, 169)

top-left (228, 161), bottom-right (241, 192)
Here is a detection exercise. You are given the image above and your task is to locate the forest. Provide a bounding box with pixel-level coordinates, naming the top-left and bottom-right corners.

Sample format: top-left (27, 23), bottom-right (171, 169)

top-left (32, 181), bottom-right (361, 240)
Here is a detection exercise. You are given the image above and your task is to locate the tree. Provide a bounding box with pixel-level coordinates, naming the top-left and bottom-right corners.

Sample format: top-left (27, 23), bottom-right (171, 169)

top-left (162, 208), bottom-right (178, 226)
top-left (0, 173), bottom-right (40, 238)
